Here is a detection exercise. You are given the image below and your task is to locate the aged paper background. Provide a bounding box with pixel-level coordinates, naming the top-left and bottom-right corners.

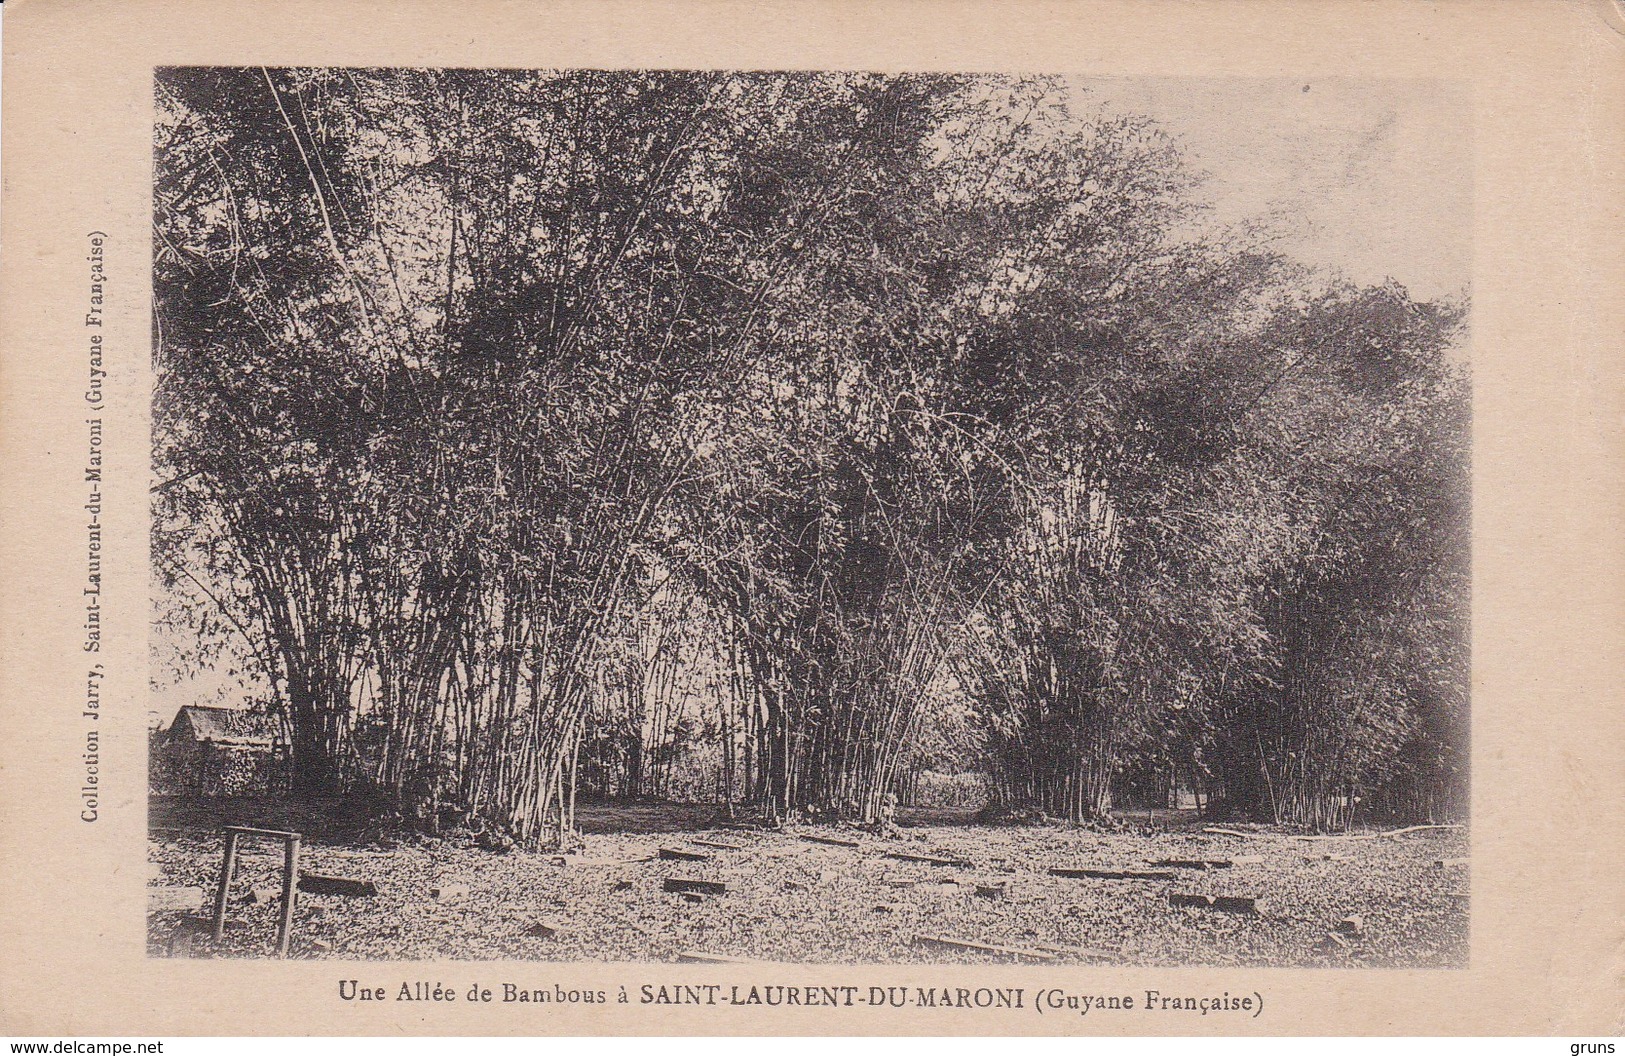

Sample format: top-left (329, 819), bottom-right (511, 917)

top-left (1, 0), bottom-right (1621, 1036)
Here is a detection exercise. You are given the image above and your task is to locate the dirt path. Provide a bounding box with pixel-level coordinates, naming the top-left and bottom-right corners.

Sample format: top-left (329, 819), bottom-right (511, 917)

top-left (147, 813), bottom-right (1469, 968)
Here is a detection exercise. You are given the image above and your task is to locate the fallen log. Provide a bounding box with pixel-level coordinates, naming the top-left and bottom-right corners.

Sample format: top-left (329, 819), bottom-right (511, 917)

top-left (799, 834), bottom-right (862, 848)
top-left (1169, 892), bottom-right (1259, 914)
top-left (675, 950), bottom-right (757, 964)
top-left (912, 934), bottom-right (1057, 962)
top-left (658, 847), bottom-right (713, 862)
top-left (663, 877), bottom-right (728, 896)
top-left (1150, 855), bottom-right (1263, 869)
top-left (1149, 859), bottom-right (1231, 870)
top-left (1052, 867), bottom-right (1177, 881)
top-left (1297, 824), bottom-right (1464, 842)
top-left (1204, 824), bottom-right (1464, 842)
top-left (1029, 942), bottom-right (1121, 960)
top-left (323, 848), bottom-right (393, 859)
top-left (298, 873), bottom-right (378, 897)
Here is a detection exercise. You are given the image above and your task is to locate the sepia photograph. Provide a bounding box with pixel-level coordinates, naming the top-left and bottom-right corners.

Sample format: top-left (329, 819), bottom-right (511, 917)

top-left (0, 0), bottom-right (1619, 1038)
top-left (147, 67), bottom-right (1471, 969)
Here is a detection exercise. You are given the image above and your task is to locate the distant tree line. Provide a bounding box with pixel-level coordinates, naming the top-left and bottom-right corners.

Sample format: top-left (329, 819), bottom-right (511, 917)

top-left (153, 68), bottom-right (1468, 846)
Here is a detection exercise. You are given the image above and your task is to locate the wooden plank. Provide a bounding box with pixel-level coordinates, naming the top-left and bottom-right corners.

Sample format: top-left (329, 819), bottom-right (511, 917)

top-left (298, 873), bottom-right (379, 897)
top-left (799, 834), bottom-right (862, 848)
top-left (210, 829), bottom-right (241, 939)
top-left (663, 877), bottom-right (728, 896)
top-left (224, 825), bottom-right (301, 840)
top-left (658, 847), bottom-right (713, 862)
top-left (1030, 942), bottom-right (1120, 960)
top-left (1149, 856), bottom-right (1262, 869)
top-left (675, 950), bottom-right (756, 963)
top-left (1148, 859), bottom-right (1224, 870)
top-left (1207, 823), bottom-right (1462, 842)
top-left (1052, 867), bottom-right (1177, 881)
top-left (323, 848), bottom-right (394, 859)
top-left (1169, 892), bottom-right (1259, 914)
top-left (276, 834), bottom-right (300, 958)
top-left (885, 851), bottom-right (970, 867)
top-left (912, 934), bottom-right (1057, 963)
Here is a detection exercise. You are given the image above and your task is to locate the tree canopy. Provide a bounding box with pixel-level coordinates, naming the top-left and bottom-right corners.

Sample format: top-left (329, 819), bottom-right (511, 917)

top-left (154, 68), bottom-right (1469, 844)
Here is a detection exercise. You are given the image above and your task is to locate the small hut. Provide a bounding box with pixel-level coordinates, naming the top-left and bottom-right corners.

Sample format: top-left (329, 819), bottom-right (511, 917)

top-left (151, 705), bottom-right (289, 795)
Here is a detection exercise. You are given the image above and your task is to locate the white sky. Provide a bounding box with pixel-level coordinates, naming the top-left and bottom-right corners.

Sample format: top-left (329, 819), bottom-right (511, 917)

top-left (1081, 77), bottom-right (1471, 303)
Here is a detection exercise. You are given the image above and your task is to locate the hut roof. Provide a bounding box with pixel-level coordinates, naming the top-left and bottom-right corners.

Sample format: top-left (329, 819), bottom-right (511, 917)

top-left (167, 705), bottom-right (282, 746)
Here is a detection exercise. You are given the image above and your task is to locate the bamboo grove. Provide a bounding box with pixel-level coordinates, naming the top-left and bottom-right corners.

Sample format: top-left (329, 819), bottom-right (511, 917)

top-left (153, 69), bottom-right (1469, 846)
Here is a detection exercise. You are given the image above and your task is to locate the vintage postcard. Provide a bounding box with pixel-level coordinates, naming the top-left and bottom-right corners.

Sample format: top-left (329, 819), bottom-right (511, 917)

top-left (1, 0), bottom-right (1621, 1037)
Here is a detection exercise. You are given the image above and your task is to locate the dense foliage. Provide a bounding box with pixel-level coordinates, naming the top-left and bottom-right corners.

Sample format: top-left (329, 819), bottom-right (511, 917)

top-left (154, 68), bottom-right (1469, 845)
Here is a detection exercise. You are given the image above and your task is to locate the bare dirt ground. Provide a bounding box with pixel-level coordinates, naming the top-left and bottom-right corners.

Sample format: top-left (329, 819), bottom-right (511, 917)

top-left (147, 799), bottom-right (1468, 967)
